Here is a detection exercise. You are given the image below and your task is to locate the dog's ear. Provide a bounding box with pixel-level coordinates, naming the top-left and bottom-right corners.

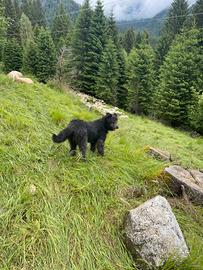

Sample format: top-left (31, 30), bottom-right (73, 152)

top-left (105, 112), bottom-right (111, 118)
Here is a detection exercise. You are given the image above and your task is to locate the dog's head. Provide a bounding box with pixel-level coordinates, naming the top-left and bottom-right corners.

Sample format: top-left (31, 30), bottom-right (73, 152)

top-left (104, 113), bottom-right (119, 131)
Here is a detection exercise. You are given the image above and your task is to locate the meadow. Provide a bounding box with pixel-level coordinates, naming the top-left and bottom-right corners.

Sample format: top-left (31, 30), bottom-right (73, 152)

top-left (0, 74), bottom-right (203, 269)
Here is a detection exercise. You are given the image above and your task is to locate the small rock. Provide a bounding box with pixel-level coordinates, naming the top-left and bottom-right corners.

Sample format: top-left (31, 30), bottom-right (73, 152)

top-left (124, 196), bottom-right (189, 268)
top-left (165, 166), bottom-right (203, 205)
top-left (148, 147), bottom-right (172, 162)
top-left (29, 184), bottom-right (37, 195)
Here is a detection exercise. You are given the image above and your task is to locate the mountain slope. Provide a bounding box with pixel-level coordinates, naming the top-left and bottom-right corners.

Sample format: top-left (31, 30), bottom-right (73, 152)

top-left (0, 74), bottom-right (203, 269)
top-left (42, 0), bottom-right (80, 21)
top-left (117, 9), bottom-right (169, 37)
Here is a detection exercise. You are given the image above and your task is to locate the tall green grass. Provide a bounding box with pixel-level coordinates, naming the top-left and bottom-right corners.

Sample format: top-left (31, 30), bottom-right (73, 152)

top-left (0, 74), bottom-right (203, 269)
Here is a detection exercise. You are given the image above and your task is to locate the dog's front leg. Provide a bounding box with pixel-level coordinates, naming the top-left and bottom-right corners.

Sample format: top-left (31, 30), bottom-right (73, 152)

top-left (97, 139), bottom-right (105, 156)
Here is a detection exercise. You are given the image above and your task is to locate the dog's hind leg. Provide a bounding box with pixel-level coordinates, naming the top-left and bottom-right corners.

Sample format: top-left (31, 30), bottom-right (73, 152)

top-left (77, 137), bottom-right (87, 160)
top-left (69, 138), bottom-right (77, 156)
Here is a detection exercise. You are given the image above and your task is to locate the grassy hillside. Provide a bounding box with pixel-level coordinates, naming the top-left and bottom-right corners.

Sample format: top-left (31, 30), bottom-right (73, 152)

top-left (0, 74), bottom-right (203, 270)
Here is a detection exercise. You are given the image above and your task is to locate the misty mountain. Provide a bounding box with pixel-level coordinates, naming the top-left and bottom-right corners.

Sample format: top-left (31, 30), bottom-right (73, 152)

top-left (117, 9), bottom-right (169, 37)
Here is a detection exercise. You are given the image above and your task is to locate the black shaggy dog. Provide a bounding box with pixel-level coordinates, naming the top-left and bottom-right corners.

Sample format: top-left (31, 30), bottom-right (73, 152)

top-left (52, 113), bottom-right (119, 159)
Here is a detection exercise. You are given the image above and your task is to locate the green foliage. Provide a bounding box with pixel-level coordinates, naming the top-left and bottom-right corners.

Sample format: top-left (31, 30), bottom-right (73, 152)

top-left (21, 0), bottom-right (46, 27)
top-left (23, 39), bottom-right (38, 75)
top-left (42, 0), bottom-right (80, 23)
top-left (4, 0), bottom-right (20, 40)
top-left (122, 28), bottom-right (136, 53)
top-left (155, 28), bottom-right (203, 127)
top-left (192, 0), bottom-right (203, 28)
top-left (20, 13), bottom-right (34, 49)
top-left (156, 0), bottom-right (189, 67)
top-left (189, 94), bottom-right (203, 134)
top-left (126, 43), bottom-right (155, 115)
top-left (2, 38), bottom-right (23, 73)
top-left (0, 3), bottom-right (6, 60)
top-left (36, 28), bottom-right (56, 83)
top-left (71, 0), bottom-right (92, 90)
top-left (51, 3), bottom-right (71, 51)
top-left (107, 11), bottom-right (119, 47)
top-left (116, 48), bottom-right (128, 109)
top-left (83, 0), bottom-right (107, 95)
top-left (95, 39), bottom-right (119, 105)
top-left (0, 74), bottom-right (203, 269)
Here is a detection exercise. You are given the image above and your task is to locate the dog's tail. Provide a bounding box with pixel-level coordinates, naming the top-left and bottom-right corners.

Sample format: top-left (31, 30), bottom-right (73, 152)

top-left (52, 127), bottom-right (72, 143)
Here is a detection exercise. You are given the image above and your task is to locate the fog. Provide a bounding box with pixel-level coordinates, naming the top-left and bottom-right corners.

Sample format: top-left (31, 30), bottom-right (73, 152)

top-left (75, 0), bottom-right (196, 20)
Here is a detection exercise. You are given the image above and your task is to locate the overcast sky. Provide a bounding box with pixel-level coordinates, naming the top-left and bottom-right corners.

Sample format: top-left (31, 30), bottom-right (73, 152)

top-left (75, 0), bottom-right (197, 20)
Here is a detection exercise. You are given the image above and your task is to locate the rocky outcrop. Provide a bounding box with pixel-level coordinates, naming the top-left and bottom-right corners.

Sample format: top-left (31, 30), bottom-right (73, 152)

top-left (165, 165), bottom-right (203, 205)
top-left (69, 89), bottom-right (129, 119)
top-left (124, 196), bottom-right (189, 268)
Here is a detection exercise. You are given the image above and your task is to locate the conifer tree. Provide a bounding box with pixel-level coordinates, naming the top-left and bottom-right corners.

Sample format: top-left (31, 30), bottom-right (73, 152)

top-left (107, 11), bottom-right (119, 47)
top-left (155, 28), bottom-right (203, 127)
top-left (36, 28), bottom-right (56, 83)
top-left (23, 39), bottom-right (38, 75)
top-left (83, 0), bottom-right (107, 95)
top-left (13, 0), bottom-right (21, 19)
top-left (192, 0), bottom-right (203, 28)
top-left (122, 28), bottom-right (136, 53)
top-left (0, 3), bottom-right (6, 60)
top-left (156, 0), bottom-right (189, 67)
top-left (71, 0), bottom-right (92, 90)
top-left (3, 38), bottom-right (23, 72)
top-left (116, 48), bottom-right (128, 109)
top-left (95, 39), bottom-right (119, 105)
top-left (21, 0), bottom-right (46, 27)
top-left (4, 0), bottom-right (20, 39)
top-left (32, 0), bottom-right (46, 27)
top-left (51, 4), bottom-right (71, 51)
top-left (126, 44), bottom-right (155, 115)
top-left (20, 13), bottom-right (34, 49)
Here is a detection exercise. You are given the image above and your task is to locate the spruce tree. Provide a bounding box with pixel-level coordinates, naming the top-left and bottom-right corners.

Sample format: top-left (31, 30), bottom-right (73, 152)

top-left (156, 0), bottom-right (189, 67)
top-left (13, 0), bottom-right (21, 19)
top-left (116, 48), bottom-right (128, 109)
top-left (32, 0), bottom-right (46, 27)
top-left (20, 13), bottom-right (34, 49)
top-left (155, 28), bottom-right (203, 127)
top-left (122, 28), bottom-right (136, 54)
top-left (126, 43), bottom-right (155, 115)
top-left (95, 39), bottom-right (119, 105)
top-left (21, 0), bottom-right (46, 27)
top-left (0, 3), bottom-right (6, 60)
top-left (193, 0), bottom-right (203, 28)
top-left (51, 4), bottom-right (71, 51)
top-left (23, 39), bottom-right (38, 75)
top-left (83, 0), bottom-right (107, 95)
top-left (4, 0), bottom-right (20, 40)
top-left (107, 11), bottom-right (119, 47)
top-left (3, 38), bottom-right (23, 72)
top-left (36, 28), bottom-right (56, 83)
top-left (71, 0), bottom-right (92, 90)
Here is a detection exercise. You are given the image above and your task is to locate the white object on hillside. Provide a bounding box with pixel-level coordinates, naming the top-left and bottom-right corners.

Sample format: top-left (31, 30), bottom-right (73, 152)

top-left (7, 71), bottom-right (23, 80)
top-left (7, 71), bottom-right (33, 84)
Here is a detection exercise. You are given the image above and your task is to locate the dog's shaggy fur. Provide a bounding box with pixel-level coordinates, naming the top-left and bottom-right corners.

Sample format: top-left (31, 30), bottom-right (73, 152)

top-left (52, 113), bottom-right (119, 159)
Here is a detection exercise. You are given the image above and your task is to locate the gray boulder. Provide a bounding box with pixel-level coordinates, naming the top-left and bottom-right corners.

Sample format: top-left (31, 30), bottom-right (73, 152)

top-left (165, 165), bottom-right (203, 205)
top-left (124, 196), bottom-right (189, 268)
